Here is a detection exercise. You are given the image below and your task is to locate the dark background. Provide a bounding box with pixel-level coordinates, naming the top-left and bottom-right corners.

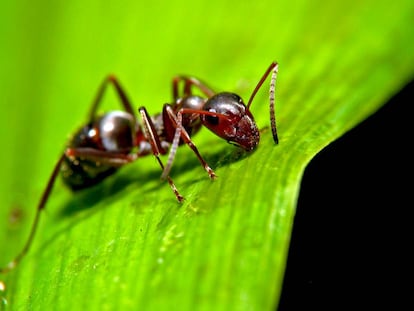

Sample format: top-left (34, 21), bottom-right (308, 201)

top-left (278, 79), bottom-right (412, 310)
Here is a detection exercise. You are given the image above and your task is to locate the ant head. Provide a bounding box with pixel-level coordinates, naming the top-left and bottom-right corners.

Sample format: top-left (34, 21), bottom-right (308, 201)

top-left (201, 92), bottom-right (259, 151)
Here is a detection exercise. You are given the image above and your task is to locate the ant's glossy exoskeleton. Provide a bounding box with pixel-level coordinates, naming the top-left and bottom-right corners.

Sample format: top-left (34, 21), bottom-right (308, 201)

top-left (0, 62), bottom-right (279, 273)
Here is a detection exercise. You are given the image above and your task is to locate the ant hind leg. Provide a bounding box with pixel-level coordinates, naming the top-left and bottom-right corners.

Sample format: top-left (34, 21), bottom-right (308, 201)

top-left (88, 75), bottom-right (135, 121)
top-left (0, 154), bottom-right (66, 274)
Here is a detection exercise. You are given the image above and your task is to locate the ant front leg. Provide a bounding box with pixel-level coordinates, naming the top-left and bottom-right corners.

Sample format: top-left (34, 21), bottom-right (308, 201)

top-left (161, 105), bottom-right (217, 181)
top-left (138, 107), bottom-right (184, 202)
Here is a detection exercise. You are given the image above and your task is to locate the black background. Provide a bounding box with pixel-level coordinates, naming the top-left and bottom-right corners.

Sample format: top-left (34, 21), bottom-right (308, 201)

top-left (278, 79), bottom-right (412, 310)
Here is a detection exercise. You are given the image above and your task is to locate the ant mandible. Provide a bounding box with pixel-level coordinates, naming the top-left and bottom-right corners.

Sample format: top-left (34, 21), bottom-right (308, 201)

top-left (0, 62), bottom-right (279, 274)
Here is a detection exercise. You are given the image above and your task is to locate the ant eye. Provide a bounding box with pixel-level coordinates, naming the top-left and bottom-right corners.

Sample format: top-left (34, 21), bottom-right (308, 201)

top-left (205, 114), bottom-right (219, 125)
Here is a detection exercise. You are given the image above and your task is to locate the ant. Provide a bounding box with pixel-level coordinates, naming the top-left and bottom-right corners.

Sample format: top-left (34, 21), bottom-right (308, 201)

top-left (0, 61), bottom-right (279, 274)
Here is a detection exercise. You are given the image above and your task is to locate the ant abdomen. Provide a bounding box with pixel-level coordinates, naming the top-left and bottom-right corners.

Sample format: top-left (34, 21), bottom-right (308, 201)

top-left (97, 111), bottom-right (136, 151)
top-left (61, 154), bottom-right (118, 190)
top-left (61, 111), bottom-right (136, 190)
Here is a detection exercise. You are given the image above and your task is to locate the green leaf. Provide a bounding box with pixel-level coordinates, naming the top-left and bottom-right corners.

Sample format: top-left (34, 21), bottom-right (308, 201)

top-left (0, 0), bottom-right (413, 310)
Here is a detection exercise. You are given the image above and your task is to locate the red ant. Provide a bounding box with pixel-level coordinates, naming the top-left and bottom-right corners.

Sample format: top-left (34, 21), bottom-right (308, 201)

top-left (0, 62), bottom-right (279, 273)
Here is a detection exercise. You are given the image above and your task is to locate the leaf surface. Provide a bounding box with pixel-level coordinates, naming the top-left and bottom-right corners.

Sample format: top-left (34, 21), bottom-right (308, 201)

top-left (0, 0), bottom-right (413, 310)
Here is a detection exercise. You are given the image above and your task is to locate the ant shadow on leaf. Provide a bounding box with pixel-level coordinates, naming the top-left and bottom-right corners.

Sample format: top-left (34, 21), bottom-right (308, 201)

top-left (58, 138), bottom-right (251, 220)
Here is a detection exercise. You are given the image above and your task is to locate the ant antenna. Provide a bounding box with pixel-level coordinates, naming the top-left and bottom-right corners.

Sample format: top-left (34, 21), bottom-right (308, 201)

top-left (247, 62), bottom-right (279, 144)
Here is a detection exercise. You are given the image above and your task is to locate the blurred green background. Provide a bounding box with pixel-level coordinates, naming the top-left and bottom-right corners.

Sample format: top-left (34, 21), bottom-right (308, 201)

top-left (0, 0), bottom-right (413, 310)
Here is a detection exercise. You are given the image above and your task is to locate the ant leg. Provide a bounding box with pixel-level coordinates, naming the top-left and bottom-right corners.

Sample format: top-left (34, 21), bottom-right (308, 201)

top-left (0, 154), bottom-right (66, 274)
top-left (246, 62), bottom-right (279, 144)
top-left (138, 107), bottom-right (184, 202)
top-left (172, 76), bottom-right (215, 101)
top-left (161, 105), bottom-right (217, 180)
top-left (65, 148), bottom-right (138, 166)
top-left (88, 75), bottom-right (135, 121)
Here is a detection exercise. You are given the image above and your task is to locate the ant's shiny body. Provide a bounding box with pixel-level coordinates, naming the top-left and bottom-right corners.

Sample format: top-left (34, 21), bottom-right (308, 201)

top-left (0, 62), bottom-right (279, 273)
